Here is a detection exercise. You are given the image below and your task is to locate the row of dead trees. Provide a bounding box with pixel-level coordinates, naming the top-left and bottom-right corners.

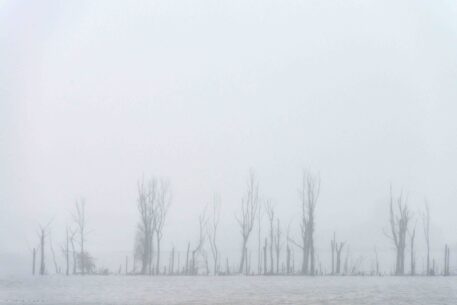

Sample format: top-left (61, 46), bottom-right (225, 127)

top-left (32, 199), bottom-right (95, 276)
top-left (132, 171), bottom-right (323, 276)
top-left (386, 187), bottom-right (452, 276)
top-left (32, 171), bottom-right (453, 276)
top-left (130, 173), bottom-right (453, 277)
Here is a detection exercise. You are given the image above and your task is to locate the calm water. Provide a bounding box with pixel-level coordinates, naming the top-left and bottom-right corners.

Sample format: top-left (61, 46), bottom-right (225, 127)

top-left (1, 276), bottom-right (456, 305)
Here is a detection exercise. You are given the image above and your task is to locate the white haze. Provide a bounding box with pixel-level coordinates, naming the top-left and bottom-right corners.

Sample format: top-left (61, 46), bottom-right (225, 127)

top-left (1, 0), bottom-right (457, 276)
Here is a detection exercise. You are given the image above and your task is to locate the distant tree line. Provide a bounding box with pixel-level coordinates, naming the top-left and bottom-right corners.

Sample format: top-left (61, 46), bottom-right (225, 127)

top-left (31, 170), bottom-right (453, 277)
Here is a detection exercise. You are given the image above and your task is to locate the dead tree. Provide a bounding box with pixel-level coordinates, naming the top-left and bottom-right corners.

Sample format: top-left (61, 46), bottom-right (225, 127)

top-left (331, 232), bottom-right (336, 275)
top-left (257, 199), bottom-right (263, 275)
top-left (410, 224), bottom-right (416, 275)
top-left (274, 218), bottom-right (282, 274)
top-left (37, 223), bottom-right (52, 276)
top-left (444, 244), bottom-right (450, 276)
top-left (423, 202), bottom-right (431, 275)
top-left (335, 241), bottom-right (345, 274)
top-left (48, 231), bottom-right (59, 274)
top-left (265, 200), bottom-right (275, 274)
top-left (236, 171), bottom-right (259, 274)
top-left (69, 229), bottom-right (77, 274)
top-left (73, 199), bottom-right (87, 275)
top-left (62, 227), bottom-right (70, 276)
top-left (263, 238), bottom-right (268, 274)
top-left (387, 188), bottom-right (410, 275)
top-left (136, 178), bottom-right (157, 275)
top-left (191, 210), bottom-right (207, 275)
top-left (185, 242), bottom-right (190, 274)
top-left (286, 223), bottom-right (292, 274)
top-left (32, 248), bottom-right (36, 275)
top-left (39, 228), bottom-right (46, 275)
top-left (155, 179), bottom-right (171, 275)
top-left (207, 194), bottom-right (221, 275)
top-left (296, 171), bottom-right (320, 275)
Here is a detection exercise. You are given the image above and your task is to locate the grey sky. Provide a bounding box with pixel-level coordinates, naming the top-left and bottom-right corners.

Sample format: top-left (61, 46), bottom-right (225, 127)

top-left (1, 0), bottom-right (457, 275)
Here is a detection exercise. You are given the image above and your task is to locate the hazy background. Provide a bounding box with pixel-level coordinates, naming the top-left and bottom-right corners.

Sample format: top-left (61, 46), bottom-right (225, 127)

top-left (1, 0), bottom-right (457, 276)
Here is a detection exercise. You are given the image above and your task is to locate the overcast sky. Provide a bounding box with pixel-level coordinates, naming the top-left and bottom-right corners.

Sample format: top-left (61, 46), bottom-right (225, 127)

top-left (1, 0), bottom-right (457, 276)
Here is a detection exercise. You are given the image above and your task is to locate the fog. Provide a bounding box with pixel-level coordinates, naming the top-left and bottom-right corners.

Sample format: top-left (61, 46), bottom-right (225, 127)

top-left (1, 0), bottom-right (457, 277)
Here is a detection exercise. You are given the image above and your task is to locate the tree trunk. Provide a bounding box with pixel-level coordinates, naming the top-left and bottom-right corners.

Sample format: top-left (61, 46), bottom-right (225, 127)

top-left (156, 237), bottom-right (161, 275)
top-left (238, 239), bottom-right (247, 274)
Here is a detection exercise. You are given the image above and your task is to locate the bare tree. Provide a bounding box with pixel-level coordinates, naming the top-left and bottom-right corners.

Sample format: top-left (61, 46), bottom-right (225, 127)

top-left (331, 232), bottom-right (336, 275)
top-left (61, 227), bottom-right (70, 276)
top-left (73, 199), bottom-right (87, 275)
top-left (236, 171), bottom-right (259, 274)
top-left (69, 229), bottom-right (77, 274)
top-left (410, 224), bottom-right (416, 275)
top-left (38, 227), bottom-right (46, 276)
top-left (48, 231), bottom-right (59, 274)
top-left (136, 178), bottom-right (157, 275)
top-left (257, 199), bottom-right (263, 275)
top-left (444, 244), bottom-right (450, 276)
top-left (191, 209), bottom-right (207, 275)
top-left (207, 194), bottom-right (221, 275)
top-left (32, 248), bottom-right (36, 275)
top-left (286, 223), bottom-right (292, 274)
top-left (155, 179), bottom-right (171, 275)
top-left (335, 241), bottom-right (345, 274)
top-left (296, 171), bottom-right (320, 275)
top-left (387, 187), bottom-right (410, 275)
top-left (265, 200), bottom-right (275, 274)
top-left (274, 218), bottom-right (282, 274)
top-left (423, 201), bottom-right (431, 275)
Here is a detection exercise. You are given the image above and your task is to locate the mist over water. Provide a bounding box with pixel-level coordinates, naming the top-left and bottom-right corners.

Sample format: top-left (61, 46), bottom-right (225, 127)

top-left (1, 0), bottom-right (457, 303)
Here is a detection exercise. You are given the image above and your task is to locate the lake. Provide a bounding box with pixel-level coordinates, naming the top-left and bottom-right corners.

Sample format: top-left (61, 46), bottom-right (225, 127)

top-left (1, 276), bottom-right (456, 304)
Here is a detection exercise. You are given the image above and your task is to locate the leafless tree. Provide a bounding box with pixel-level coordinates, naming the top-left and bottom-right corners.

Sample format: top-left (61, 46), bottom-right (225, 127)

top-left (155, 179), bottom-right (171, 275)
top-left (207, 194), bottom-right (221, 275)
top-left (410, 224), bottom-right (416, 275)
top-left (136, 178), bottom-right (157, 274)
top-left (32, 248), bottom-right (36, 275)
top-left (61, 227), bottom-right (70, 276)
top-left (374, 247), bottom-right (380, 276)
top-left (444, 244), bottom-right (450, 276)
top-left (257, 199), bottom-right (263, 275)
top-left (191, 209), bottom-right (207, 275)
top-left (265, 200), bottom-right (275, 274)
top-left (335, 241), bottom-right (345, 274)
top-left (263, 238), bottom-right (267, 274)
top-left (236, 171), bottom-right (259, 274)
top-left (296, 171), bottom-right (320, 275)
top-left (331, 232), bottom-right (336, 275)
top-left (286, 223), bottom-right (292, 274)
top-left (69, 229), bottom-right (77, 274)
top-left (274, 218), bottom-right (282, 274)
top-left (38, 227), bottom-right (46, 276)
top-left (423, 201), bottom-right (431, 275)
top-left (48, 231), bottom-right (59, 274)
top-left (386, 187), bottom-right (411, 275)
top-left (73, 199), bottom-right (88, 275)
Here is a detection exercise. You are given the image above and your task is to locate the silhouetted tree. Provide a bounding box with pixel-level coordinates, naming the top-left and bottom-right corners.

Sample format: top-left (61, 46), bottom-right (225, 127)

top-left (265, 200), bottom-right (275, 274)
top-left (73, 199), bottom-right (88, 275)
top-left (155, 179), bottom-right (171, 275)
top-left (207, 194), bottom-right (221, 275)
top-left (274, 218), bottom-right (282, 274)
top-left (236, 171), bottom-right (259, 274)
top-left (423, 202), bottom-right (431, 275)
top-left (387, 187), bottom-right (410, 275)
